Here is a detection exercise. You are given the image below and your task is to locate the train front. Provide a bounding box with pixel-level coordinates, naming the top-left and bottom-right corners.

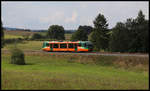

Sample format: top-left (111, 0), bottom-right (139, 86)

top-left (79, 41), bottom-right (93, 52)
top-left (86, 41), bottom-right (93, 52)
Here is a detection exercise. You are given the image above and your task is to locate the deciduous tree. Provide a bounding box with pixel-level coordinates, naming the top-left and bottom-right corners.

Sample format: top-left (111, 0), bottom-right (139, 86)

top-left (47, 25), bottom-right (65, 40)
top-left (71, 25), bottom-right (93, 41)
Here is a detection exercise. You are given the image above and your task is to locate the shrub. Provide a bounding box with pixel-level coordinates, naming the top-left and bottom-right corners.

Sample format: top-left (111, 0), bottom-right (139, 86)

top-left (31, 33), bottom-right (43, 40)
top-left (10, 47), bottom-right (25, 65)
top-left (4, 38), bottom-right (24, 45)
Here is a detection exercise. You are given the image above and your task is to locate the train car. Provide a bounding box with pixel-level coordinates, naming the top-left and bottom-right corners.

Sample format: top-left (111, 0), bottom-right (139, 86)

top-left (42, 41), bottom-right (93, 52)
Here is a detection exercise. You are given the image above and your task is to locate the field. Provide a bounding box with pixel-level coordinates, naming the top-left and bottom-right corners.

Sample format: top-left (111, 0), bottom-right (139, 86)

top-left (4, 30), bottom-right (72, 40)
top-left (65, 34), bottom-right (72, 40)
top-left (4, 30), bottom-right (34, 39)
top-left (3, 30), bottom-right (72, 51)
top-left (1, 52), bottom-right (149, 90)
top-left (3, 40), bottom-right (43, 51)
top-left (1, 30), bottom-right (149, 90)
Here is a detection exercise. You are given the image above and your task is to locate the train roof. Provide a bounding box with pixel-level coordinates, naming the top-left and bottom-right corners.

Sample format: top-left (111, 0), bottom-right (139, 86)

top-left (44, 41), bottom-right (92, 44)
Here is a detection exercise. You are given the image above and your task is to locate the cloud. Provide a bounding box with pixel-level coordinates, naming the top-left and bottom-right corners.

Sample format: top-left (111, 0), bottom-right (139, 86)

top-left (2, 1), bottom-right (149, 30)
top-left (39, 11), bottom-right (65, 24)
top-left (65, 11), bottom-right (78, 23)
top-left (80, 3), bottom-right (88, 9)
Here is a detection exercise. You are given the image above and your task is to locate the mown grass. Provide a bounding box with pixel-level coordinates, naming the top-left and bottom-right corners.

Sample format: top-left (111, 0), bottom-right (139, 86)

top-left (1, 53), bottom-right (149, 90)
top-left (4, 30), bottom-right (35, 36)
top-left (65, 34), bottom-right (72, 40)
top-left (4, 30), bottom-right (72, 40)
top-left (2, 41), bottom-right (43, 51)
top-left (4, 34), bottom-right (23, 39)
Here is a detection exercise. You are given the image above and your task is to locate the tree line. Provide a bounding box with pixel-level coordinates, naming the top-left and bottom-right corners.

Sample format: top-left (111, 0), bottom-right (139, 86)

top-left (1, 10), bottom-right (149, 53)
top-left (70, 10), bottom-right (149, 53)
top-left (109, 11), bottom-right (149, 53)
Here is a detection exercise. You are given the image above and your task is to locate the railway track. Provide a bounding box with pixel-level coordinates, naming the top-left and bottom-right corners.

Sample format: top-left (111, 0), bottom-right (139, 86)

top-left (2, 49), bottom-right (149, 57)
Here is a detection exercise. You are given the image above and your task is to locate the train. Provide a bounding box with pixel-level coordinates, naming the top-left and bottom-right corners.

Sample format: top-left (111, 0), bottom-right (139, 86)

top-left (42, 41), bottom-right (93, 52)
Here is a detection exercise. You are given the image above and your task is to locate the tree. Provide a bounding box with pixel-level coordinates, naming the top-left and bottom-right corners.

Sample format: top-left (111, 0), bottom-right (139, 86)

top-left (89, 13), bottom-right (109, 50)
top-left (140, 20), bottom-right (149, 52)
top-left (31, 33), bottom-right (43, 40)
top-left (1, 21), bottom-right (4, 48)
top-left (136, 10), bottom-right (145, 24)
top-left (126, 10), bottom-right (149, 53)
top-left (23, 33), bottom-right (31, 40)
top-left (47, 25), bottom-right (65, 40)
top-left (109, 22), bottom-right (131, 52)
top-left (24, 29), bottom-right (31, 32)
top-left (133, 10), bottom-right (149, 52)
top-left (71, 25), bottom-right (93, 41)
top-left (109, 10), bottom-right (149, 53)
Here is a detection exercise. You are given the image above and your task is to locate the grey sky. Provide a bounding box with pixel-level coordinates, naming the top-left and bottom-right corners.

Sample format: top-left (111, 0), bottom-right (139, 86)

top-left (1, 1), bottom-right (149, 30)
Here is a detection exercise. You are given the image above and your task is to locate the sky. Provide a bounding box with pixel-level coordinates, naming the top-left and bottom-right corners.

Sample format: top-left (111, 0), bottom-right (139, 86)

top-left (1, 1), bottom-right (149, 30)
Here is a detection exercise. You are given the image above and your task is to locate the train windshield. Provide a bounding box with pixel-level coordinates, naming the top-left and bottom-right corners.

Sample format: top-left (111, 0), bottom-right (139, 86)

top-left (87, 44), bottom-right (93, 48)
top-left (86, 42), bottom-right (93, 48)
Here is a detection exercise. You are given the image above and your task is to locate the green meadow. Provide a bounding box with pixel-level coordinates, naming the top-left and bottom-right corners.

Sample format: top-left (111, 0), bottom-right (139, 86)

top-left (4, 34), bottom-right (23, 39)
top-left (1, 52), bottom-right (149, 90)
top-left (3, 40), bottom-right (43, 51)
top-left (1, 30), bottom-right (149, 90)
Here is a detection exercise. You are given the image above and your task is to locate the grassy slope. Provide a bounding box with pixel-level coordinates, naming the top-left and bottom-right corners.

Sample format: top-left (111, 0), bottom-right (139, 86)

top-left (1, 54), bottom-right (149, 90)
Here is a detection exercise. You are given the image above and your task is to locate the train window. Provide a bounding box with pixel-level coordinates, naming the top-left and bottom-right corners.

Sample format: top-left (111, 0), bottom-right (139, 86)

top-left (88, 44), bottom-right (93, 48)
top-left (53, 44), bottom-right (59, 48)
top-left (78, 43), bottom-right (81, 46)
top-left (74, 44), bottom-right (77, 48)
top-left (84, 43), bottom-right (86, 47)
top-left (60, 44), bottom-right (67, 48)
top-left (68, 43), bottom-right (74, 48)
top-left (46, 43), bottom-right (49, 46)
top-left (50, 44), bottom-right (53, 48)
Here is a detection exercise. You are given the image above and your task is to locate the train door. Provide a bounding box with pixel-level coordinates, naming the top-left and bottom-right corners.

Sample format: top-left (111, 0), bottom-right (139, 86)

top-left (53, 43), bottom-right (59, 51)
top-left (60, 43), bottom-right (68, 51)
top-left (68, 43), bottom-right (75, 51)
top-left (74, 43), bottom-right (78, 52)
top-left (50, 44), bottom-right (53, 51)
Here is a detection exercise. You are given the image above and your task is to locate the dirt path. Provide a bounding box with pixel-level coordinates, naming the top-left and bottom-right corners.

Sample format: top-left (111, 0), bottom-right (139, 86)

top-left (2, 49), bottom-right (149, 57)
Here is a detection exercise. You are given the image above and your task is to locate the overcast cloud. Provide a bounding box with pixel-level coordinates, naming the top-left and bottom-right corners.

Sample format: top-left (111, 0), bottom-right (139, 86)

top-left (1, 1), bottom-right (149, 30)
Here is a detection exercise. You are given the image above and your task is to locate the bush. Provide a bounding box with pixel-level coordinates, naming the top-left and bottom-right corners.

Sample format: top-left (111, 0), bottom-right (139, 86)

top-left (10, 47), bottom-right (25, 65)
top-left (4, 38), bottom-right (24, 44)
top-left (31, 33), bottom-right (43, 40)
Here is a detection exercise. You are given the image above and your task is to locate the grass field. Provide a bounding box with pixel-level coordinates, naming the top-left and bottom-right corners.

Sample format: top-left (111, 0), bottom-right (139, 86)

top-left (4, 30), bottom-right (72, 40)
top-left (1, 53), bottom-right (149, 90)
top-left (4, 34), bottom-right (23, 39)
top-left (3, 41), bottom-right (43, 51)
top-left (4, 30), bottom-right (36, 36)
top-left (3, 30), bottom-right (72, 51)
top-left (65, 34), bottom-right (72, 40)
top-left (2, 30), bottom-right (149, 90)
